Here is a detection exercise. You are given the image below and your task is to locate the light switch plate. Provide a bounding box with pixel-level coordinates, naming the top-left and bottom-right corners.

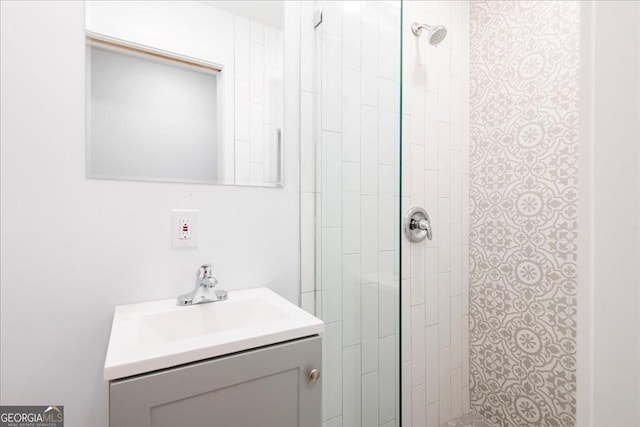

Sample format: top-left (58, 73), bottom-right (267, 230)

top-left (172, 209), bottom-right (198, 248)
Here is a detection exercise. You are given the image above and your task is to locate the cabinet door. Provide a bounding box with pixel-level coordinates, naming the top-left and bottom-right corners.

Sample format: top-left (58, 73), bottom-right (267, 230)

top-left (110, 336), bottom-right (321, 427)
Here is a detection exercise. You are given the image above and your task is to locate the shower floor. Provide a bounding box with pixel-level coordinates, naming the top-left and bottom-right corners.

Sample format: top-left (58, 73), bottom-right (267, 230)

top-left (441, 411), bottom-right (494, 427)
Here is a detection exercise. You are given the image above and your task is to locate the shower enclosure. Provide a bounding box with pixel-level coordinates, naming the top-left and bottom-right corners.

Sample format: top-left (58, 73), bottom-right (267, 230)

top-left (301, 1), bottom-right (578, 426)
top-left (299, 1), bottom-right (467, 425)
top-left (299, 0), bottom-right (465, 424)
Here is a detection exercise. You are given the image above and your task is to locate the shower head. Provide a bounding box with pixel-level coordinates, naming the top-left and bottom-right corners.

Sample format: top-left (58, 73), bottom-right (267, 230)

top-left (411, 23), bottom-right (447, 46)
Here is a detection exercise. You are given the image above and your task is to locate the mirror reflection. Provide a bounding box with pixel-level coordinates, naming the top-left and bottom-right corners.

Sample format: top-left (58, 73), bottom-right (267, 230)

top-left (86, 1), bottom-right (284, 187)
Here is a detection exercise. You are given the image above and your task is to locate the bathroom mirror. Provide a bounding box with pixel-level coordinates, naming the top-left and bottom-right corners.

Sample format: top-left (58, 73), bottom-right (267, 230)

top-left (85, 1), bottom-right (284, 187)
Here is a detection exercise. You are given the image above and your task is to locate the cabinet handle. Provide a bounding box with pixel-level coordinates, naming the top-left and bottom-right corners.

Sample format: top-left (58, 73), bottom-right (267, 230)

top-left (308, 368), bottom-right (320, 382)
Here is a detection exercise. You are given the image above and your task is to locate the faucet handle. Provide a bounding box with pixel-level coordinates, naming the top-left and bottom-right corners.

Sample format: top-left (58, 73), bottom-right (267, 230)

top-left (197, 263), bottom-right (213, 279)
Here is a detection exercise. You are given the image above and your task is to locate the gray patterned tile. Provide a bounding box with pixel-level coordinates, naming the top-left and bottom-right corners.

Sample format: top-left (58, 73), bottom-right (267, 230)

top-left (469, 1), bottom-right (578, 426)
top-left (441, 411), bottom-right (496, 427)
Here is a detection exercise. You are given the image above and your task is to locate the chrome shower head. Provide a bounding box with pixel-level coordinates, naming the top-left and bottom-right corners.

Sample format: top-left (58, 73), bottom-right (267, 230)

top-left (411, 23), bottom-right (448, 46)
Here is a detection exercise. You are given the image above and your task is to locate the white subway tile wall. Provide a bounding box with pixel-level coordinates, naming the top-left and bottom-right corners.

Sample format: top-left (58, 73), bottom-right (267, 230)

top-left (300, 1), bottom-right (470, 426)
top-left (234, 15), bottom-right (283, 185)
top-left (401, 1), bottom-right (471, 425)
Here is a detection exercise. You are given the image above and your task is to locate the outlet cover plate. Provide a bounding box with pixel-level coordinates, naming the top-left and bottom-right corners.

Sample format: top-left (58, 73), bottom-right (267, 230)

top-left (172, 209), bottom-right (198, 248)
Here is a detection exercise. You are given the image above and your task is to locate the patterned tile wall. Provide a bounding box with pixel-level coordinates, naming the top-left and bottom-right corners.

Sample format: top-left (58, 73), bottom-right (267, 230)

top-left (401, 2), bottom-right (471, 426)
top-left (469, 2), bottom-right (579, 426)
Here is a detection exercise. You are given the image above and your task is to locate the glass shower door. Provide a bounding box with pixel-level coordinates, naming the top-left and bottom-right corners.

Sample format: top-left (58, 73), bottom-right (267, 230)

top-left (298, 1), bottom-right (403, 426)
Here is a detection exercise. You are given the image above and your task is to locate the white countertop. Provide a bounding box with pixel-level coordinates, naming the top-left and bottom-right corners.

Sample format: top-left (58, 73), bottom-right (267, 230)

top-left (104, 287), bottom-right (324, 380)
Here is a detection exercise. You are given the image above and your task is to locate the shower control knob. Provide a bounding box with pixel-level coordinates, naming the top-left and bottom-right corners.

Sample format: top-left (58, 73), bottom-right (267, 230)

top-left (404, 207), bottom-right (433, 242)
top-left (308, 368), bottom-right (320, 382)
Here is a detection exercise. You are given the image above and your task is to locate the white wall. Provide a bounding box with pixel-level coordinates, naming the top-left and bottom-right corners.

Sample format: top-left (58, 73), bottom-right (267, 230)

top-left (0, 2), bottom-right (300, 426)
top-left (578, 1), bottom-right (640, 426)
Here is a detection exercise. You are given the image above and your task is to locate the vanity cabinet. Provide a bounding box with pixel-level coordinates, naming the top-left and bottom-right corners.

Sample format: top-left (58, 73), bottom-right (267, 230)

top-left (109, 335), bottom-right (321, 427)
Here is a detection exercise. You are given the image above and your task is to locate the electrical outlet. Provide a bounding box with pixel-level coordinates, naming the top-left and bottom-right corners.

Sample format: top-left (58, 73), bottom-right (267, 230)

top-left (180, 217), bottom-right (191, 240)
top-left (172, 209), bottom-right (198, 248)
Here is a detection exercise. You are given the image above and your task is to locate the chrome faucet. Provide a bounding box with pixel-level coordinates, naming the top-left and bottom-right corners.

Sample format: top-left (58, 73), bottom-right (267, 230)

top-left (177, 263), bottom-right (228, 306)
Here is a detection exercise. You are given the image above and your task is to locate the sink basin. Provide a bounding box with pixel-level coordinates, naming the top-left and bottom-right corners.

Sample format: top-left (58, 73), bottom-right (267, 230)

top-left (139, 297), bottom-right (290, 343)
top-left (104, 287), bottom-right (324, 380)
